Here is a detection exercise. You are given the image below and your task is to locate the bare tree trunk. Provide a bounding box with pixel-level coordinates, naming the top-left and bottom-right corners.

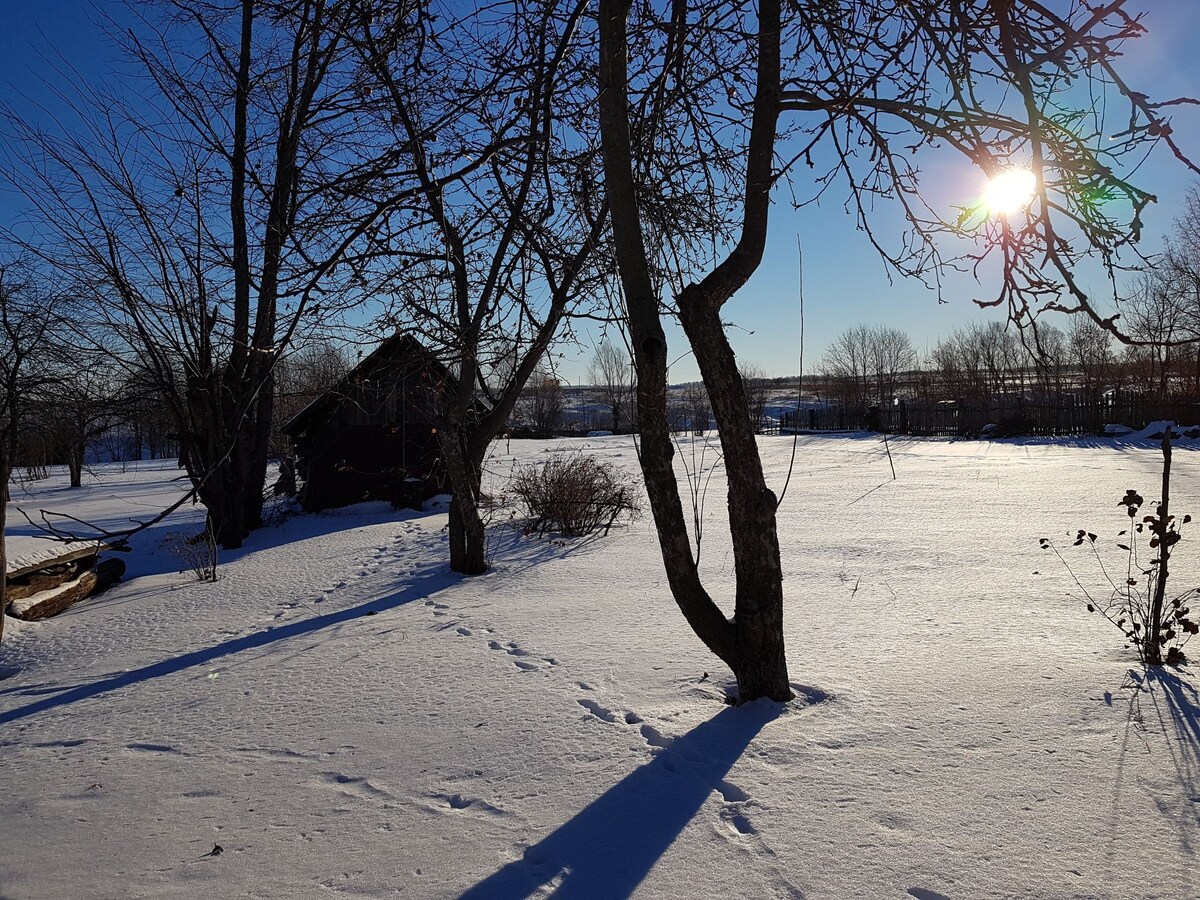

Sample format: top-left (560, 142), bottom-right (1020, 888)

top-left (68, 440), bottom-right (84, 488)
top-left (1147, 426), bottom-right (1173, 665)
top-left (678, 295), bottom-right (791, 701)
top-left (598, 0), bottom-right (792, 702)
top-left (442, 430), bottom-right (487, 576)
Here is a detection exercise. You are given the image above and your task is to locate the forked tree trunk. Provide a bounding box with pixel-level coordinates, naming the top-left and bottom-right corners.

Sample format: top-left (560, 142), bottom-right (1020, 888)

top-left (598, 0), bottom-right (792, 703)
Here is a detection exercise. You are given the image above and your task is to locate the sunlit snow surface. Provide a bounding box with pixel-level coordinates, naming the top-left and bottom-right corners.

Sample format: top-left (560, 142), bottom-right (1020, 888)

top-left (2, 434), bottom-right (1199, 899)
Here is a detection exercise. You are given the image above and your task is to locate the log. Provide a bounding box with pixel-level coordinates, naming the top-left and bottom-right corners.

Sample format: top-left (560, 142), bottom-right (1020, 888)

top-left (7, 559), bottom-right (94, 601)
top-left (8, 558), bottom-right (126, 621)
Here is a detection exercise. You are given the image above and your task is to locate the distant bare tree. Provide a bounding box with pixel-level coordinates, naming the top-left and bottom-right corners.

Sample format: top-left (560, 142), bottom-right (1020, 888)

top-left (739, 361), bottom-right (770, 433)
top-left (680, 382), bottom-right (711, 435)
top-left (522, 368), bottom-right (565, 437)
top-left (868, 326), bottom-right (916, 407)
top-left (1125, 273), bottom-right (1188, 399)
top-left (822, 325), bottom-right (872, 409)
top-left (588, 340), bottom-right (635, 433)
top-left (40, 367), bottom-right (115, 489)
top-left (823, 324), bottom-right (914, 408)
top-left (1068, 318), bottom-right (1114, 401)
top-left (272, 340), bottom-right (351, 456)
top-left (1027, 324), bottom-right (1068, 398)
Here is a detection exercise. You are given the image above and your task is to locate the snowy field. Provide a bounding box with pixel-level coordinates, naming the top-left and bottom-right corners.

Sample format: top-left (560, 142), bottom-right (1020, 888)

top-left (1, 434), bottom-right (1199, 900)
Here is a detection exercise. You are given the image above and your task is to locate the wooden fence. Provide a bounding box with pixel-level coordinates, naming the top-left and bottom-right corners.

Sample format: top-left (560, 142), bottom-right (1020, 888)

top-left (780, 397), bottom-right (1200, 438)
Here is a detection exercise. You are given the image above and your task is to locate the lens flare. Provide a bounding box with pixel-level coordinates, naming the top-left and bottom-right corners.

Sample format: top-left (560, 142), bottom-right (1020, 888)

top-left (982, 168), bottom-right (1037, 218)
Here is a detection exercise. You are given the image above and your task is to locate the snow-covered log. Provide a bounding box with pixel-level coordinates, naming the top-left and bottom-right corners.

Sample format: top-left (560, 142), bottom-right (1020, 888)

top-left (8, 558), bottom-right (125, 621)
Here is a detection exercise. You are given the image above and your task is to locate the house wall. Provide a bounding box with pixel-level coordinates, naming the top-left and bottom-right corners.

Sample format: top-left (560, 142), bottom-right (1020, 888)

top-left (289, 357), bottom-right (450, 512)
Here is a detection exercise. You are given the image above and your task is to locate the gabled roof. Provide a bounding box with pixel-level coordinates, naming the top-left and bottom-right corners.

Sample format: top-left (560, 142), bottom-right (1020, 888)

top-left (282, 332), bottom-right (454, 436)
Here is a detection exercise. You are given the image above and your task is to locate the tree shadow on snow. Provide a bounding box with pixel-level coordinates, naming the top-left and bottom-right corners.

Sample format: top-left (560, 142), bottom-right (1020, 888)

top-left (1109, 667), bottom-right (1200, 887)
top-left (0, 562), bottom-right (458, 726)
top-left (458, 701), bottom-right (782, 900)
top-left (1141, 668), bottom-right (1200, 788)
top-left (483, 522), bottom-right (615, 577)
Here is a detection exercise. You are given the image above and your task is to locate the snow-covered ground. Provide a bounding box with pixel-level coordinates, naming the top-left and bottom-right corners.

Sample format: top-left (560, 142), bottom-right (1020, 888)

top-left (1, 434), bottom-right (1199, 899)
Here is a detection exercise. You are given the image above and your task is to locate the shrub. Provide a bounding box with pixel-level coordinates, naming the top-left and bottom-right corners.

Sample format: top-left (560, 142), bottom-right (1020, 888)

top-left (511, 454), bottom-right (641, 537)
top-left (160, 516), bottom-right (219, 582)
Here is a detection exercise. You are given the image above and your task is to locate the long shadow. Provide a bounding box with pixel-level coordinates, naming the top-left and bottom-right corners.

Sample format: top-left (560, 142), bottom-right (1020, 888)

top-left (1145, 667), bottom-right (1200, 775)
top-left (0, 565), bottom-right (457, 726)
top-left (459, 702), bottom-right (781, 900)
top-left (1112, 667), bottom-right (1200, 887)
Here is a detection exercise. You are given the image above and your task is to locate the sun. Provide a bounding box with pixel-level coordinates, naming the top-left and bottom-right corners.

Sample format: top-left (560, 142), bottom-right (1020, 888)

top-left (982, 168), bottom-right (1037, 218)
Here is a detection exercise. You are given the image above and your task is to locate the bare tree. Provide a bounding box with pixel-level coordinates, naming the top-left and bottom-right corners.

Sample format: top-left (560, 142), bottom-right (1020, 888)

top-left (679, 382), bottom-right (711, 435)
top-left (1068, 318), bottom-right (1114, 402)
top-left (350, 0), bottom-right (608, 575)
top-left (0, 262), bottom-right (62, 640)
top-left (868, 326), bottom-right (917, 407)
top-left (739, 361), bottom-right (770, 433)
top-left (1125, 273), bottom-right (1188, 399)
top-left (271, 339), bottom-right (351, 456)
top-left (588, 339), bottom-right (634, 432)
top-left (521, 367), bottom-right (565, 437)
top-left (599, 0), bottom-right (1189, 702)
top-left (822, 325), bottom-right (873, 410)
top-left (7, 0), bottom-right (413, 549)
top-left (823, 324), bottom-right (914, 410)
top-left (37, 362), bottom-right (121, 488)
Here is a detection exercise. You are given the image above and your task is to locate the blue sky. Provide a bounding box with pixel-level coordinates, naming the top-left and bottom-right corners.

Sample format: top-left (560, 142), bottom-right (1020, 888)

top-left (2, 1), bottom-right (1198, 383)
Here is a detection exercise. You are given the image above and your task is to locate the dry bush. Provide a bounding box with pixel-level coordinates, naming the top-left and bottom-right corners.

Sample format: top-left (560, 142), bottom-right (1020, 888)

top-left (160, 517), bottom-right (219, 582)
top-left (511, 454), bottom-right (641, 537)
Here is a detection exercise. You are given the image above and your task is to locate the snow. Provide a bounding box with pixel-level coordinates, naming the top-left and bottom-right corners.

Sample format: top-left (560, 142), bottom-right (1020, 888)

top-left (2, 436), bottom-right (1199, 899)
top-left (1129, 420), bottom-right (1200, 441)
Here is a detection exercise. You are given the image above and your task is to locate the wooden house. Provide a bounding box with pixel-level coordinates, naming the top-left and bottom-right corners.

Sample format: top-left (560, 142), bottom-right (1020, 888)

top-left (282, 333), bottom-right (454, 512)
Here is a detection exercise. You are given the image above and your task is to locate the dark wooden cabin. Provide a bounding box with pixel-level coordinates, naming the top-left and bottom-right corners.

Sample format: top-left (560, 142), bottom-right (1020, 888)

top-left (282, 333), bottom-right (453, 512)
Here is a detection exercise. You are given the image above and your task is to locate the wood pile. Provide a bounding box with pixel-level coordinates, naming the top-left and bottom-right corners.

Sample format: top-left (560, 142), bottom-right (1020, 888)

top-left (4, 545), bottom-right (125, 621)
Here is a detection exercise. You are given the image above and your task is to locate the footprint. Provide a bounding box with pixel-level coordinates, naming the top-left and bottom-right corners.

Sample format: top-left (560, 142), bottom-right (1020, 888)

top-left (126, 743), bottom-right (182, 755)
top-left (908, 890), bottom-right (952, 900)
top-left (427, 793), bottom-right (508, 816)
top-left (715, 779), bottom-right (749, 803)
top-left (320, 772), bottom-right (393, 800)
top-left (577, 698), bottom-right (619, 723)
top-left (456, 627), bottom-right (473, 637)
top-left (720, 808), bottom-right (757, 836)
top-left (639, 724), bottom-right (671, 750)
top-left (513, 659), bottom-right (539, 671)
